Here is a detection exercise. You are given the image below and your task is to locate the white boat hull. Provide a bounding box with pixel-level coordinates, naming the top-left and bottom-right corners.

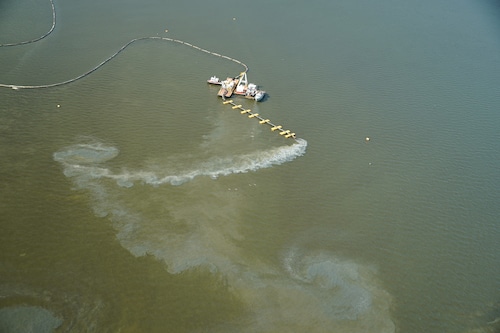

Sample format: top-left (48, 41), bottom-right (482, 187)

top-left (254, 91), bottom-right (265, 101)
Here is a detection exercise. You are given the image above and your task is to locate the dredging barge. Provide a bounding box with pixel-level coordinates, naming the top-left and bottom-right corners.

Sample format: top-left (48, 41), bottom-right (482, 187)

top-left (207, 72), bottom-right (265, 102)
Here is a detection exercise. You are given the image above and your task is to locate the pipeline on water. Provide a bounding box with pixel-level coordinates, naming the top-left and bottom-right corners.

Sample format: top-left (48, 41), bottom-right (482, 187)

top-left (0, 0), bottom-right (247, 90)
top-left (1, 36), bottom-right (248, 90)
top-left (221, 97), bottom-right (298, 140)
top-left (0, 0), bottom-right (56, 47)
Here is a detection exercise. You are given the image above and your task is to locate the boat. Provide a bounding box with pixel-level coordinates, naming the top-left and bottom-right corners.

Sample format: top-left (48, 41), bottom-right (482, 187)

top-left (233, 73), bottom-right (266, 102)
top-left (217, 77), bottom-right (239, 98)
top-left (254, 90), bottom-right (265, 102)
top-left (207, 76), bottom-right (222, 85)
top-left (208, 72), bottom-right (265, 101)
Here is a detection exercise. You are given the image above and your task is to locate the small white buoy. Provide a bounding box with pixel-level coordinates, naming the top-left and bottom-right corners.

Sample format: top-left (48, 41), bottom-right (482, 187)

top-left (365, 137), bottom-right (370, 142)
top-left (165, 29), bottom-right (168, 32)
top-left (57, 104), bottom-right (61, 108)
top-left (233, 17), bottom-right (236, 21)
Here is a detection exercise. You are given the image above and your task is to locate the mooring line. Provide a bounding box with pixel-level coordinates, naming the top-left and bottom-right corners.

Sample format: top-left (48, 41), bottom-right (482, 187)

top-left (0, 0), bottom-right (56, 47)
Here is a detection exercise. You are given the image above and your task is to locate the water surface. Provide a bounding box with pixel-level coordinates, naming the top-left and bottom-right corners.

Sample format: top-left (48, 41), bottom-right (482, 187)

top-left (1, 0), bottom-right (499, 332)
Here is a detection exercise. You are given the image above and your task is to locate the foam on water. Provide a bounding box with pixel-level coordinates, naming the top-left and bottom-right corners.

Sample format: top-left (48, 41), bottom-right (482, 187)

top-left (54, 138), bottom-right (307, 187)
top-left (0, 306), bottom-right (62, 333)
top-left (53, 143), bottom-right (119, 165)
top-left (236, 255), bottom-right (394, 332)
top-left (0, 284), bottom-right (106, 333)
top-left (53, 137), bottom-right (395, 332)
top-left (282, 248), bottom-right (374, 320)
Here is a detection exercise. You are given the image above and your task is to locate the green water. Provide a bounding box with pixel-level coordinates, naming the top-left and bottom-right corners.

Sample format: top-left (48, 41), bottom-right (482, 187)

top-left (1, 0), bottom-right (500, 332)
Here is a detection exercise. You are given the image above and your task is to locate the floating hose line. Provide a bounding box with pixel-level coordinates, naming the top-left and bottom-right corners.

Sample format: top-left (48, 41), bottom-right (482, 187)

top-left (0, 0), bottom-right (56, 47)
top-left (0, 0), bottom-right (248, 90)
top-left (221, 98), bottom-right (297, 140)
top-left (1, 36), bottom-right (248, 90)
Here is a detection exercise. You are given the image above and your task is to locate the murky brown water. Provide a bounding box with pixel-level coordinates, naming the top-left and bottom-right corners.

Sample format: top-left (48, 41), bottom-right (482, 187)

top-left (1, 0), bottom-right (499, 332)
